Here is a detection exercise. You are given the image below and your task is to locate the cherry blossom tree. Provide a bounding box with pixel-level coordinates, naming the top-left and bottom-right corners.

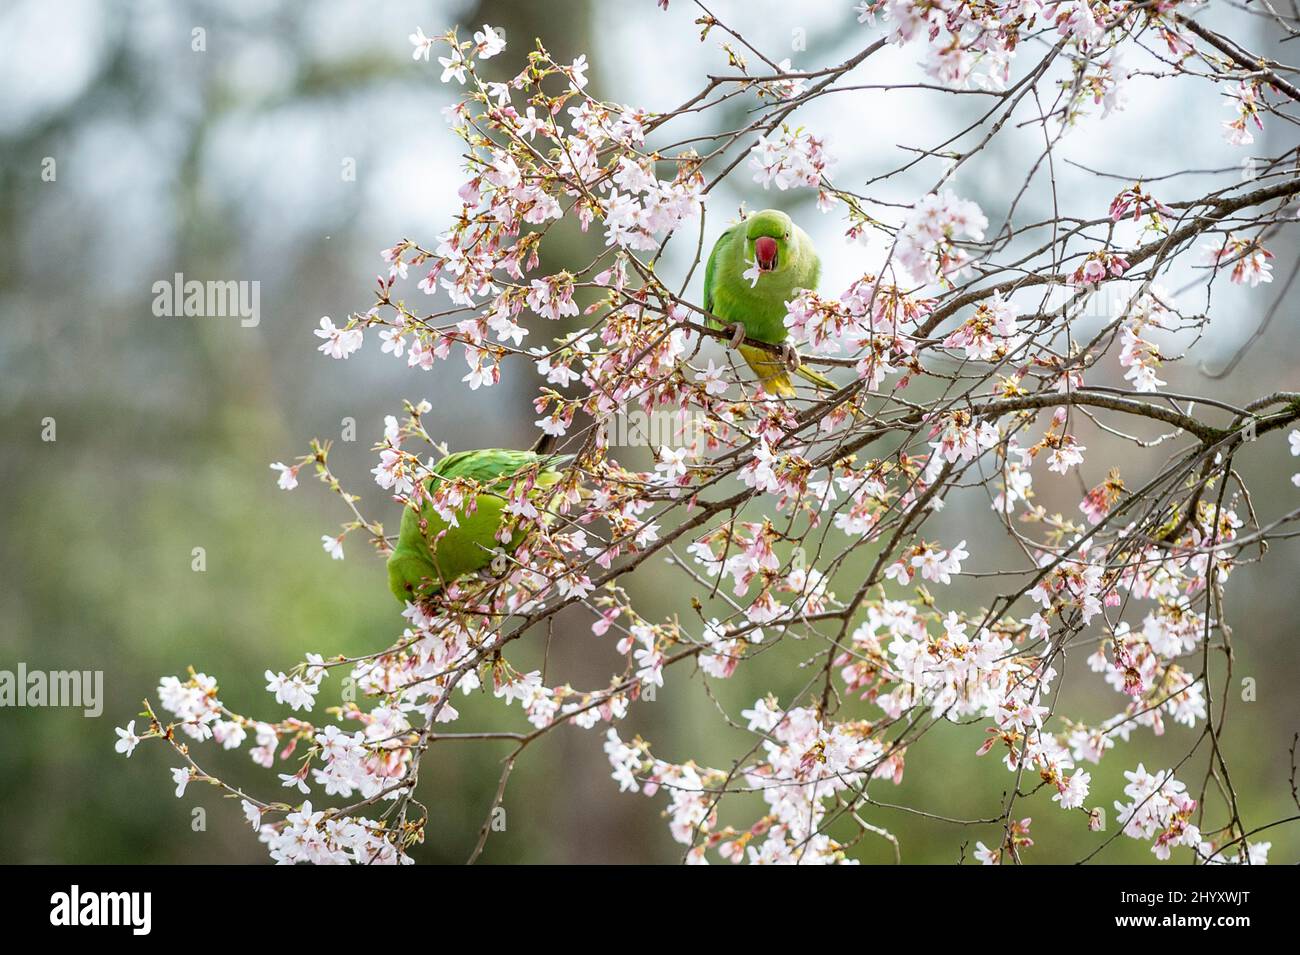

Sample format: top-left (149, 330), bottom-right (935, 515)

top-left (120, 1), bottom-right (1300, 865)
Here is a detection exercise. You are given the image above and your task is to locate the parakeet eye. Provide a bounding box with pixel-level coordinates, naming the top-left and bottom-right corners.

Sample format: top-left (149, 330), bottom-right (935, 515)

top-left (784, 231), bottom-right (790, 239)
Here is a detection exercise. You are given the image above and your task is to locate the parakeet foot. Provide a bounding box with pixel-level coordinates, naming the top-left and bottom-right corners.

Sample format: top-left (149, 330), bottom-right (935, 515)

top-left (726, 322), bottom-right (746, 349)
top-left (781, 342), bottom-right (802, 372)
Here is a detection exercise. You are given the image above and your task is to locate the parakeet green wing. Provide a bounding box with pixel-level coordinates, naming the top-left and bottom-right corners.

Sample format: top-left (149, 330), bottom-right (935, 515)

top-left (702, 223), bottom-right (736, 320)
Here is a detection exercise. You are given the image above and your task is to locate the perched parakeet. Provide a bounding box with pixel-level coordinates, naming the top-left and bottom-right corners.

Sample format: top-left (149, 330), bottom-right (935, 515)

top-left (703, 208), bottom-right (839, 398)
top-left (386, 448), bottom-right (567, 603)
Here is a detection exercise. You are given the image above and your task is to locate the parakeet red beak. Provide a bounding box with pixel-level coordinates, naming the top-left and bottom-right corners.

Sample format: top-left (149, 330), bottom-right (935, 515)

top-left (754, 235), bottom-right (778, 271)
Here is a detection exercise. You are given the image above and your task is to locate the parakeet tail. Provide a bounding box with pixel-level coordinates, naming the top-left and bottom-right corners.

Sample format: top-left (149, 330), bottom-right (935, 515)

top-left (738, 344), bottom-right (798, 398)
top-left (794, 364), bottom-right (839, 392)
top-left (737, 343), bottom-right (863, 419)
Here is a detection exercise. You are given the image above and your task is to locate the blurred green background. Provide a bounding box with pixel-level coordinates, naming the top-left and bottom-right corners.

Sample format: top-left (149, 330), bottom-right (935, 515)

top-left (1, 0), bottom-right (1297, 863)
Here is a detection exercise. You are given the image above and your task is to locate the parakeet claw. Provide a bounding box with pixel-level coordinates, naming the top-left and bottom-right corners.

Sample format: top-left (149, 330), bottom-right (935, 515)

top-left (781, 342), bottom-right (802, 372)
top-left (726, 322), bottom-right (746, 349)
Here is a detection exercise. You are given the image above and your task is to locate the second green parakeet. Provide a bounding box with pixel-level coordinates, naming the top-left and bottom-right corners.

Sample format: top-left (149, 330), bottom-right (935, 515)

top-left (703, 208), bottom-right (839, 398)
top-left (386, 448), bottom-right (568, 603)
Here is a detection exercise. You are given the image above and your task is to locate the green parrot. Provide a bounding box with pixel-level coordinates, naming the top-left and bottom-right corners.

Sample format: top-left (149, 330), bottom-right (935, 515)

top-left (702, 208), bottom-right (839, 398)
top-left (386, 447), bottom-right (568, 603)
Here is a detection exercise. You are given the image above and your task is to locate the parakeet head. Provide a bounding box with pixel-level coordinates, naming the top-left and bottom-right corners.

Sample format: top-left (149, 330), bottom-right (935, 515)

top-left (745, 209), bottom-right (795, 273)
